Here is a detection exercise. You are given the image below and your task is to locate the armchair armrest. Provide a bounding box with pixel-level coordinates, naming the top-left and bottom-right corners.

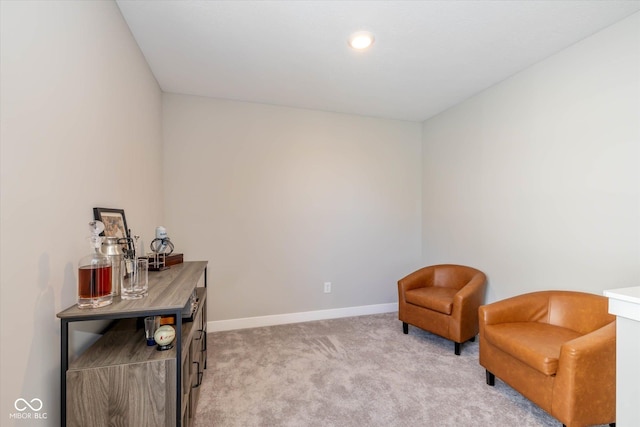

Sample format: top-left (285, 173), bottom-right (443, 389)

top-left (552, 321), bottom-right (616, 424)
top-left (454, 275), bottom-right (486, 302)
top-left (450, 275), bottom-right (487, 340)
top-left (453, 275), bottom-right (487, 318)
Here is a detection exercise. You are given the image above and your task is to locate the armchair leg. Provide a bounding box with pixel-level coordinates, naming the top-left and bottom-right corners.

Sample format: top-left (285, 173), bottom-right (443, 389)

top-left (486, 370), bottom-right (495, 386)
top-left (454, 342), bottom-right (461, 355)
top-left (402, 322), bottom-right (408, 334)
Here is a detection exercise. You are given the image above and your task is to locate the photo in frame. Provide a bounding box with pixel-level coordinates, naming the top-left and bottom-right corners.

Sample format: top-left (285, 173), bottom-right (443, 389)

top-left (93, 207), bottom-right (131, 250)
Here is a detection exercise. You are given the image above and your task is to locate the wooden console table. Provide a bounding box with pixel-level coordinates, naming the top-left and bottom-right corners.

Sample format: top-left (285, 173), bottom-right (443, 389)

top-left (57, 261), bottom-right (208, 426)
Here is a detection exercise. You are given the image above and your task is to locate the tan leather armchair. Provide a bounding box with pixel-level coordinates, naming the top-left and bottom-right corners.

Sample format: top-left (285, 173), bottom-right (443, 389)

top-left (479, 291), bottom-right (616, 427)
top-left (398, 264), bottom-right (486, 355)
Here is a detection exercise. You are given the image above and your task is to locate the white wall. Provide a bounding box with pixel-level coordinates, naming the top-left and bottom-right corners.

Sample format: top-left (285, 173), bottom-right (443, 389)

top-left (421, 12), bottom-right (640, 303)
top-left (0, 1), bottom-right (163, 424)
top-left (163, 94), bottom-right (422, 322)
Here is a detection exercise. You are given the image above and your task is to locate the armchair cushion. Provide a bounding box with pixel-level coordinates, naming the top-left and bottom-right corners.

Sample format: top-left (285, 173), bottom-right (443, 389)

top-left (405, 286), bottom-right (457, 315)
top-left (483, 322), bottom-right (582, 375)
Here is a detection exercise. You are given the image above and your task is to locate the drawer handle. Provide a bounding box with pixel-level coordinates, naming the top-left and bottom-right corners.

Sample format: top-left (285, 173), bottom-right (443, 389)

top-left (194, 329), bottom-right (204, 341)
top-left (192, 361), bottom-right (203, 388)
top-left (197, 371), bottom-right (203, 387)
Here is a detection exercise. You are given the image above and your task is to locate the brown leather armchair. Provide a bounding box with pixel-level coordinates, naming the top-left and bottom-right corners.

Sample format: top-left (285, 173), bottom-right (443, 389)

top-left (479, 291), bottom-right (616, 427)
top-left (398, 264), bottom-right (487, 355)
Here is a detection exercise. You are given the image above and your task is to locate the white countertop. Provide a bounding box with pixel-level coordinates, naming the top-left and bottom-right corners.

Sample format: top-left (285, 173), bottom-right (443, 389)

top-left (604, 286), bottom-right (640, 304)
top-left (604, 286), bottom-right (640, 321)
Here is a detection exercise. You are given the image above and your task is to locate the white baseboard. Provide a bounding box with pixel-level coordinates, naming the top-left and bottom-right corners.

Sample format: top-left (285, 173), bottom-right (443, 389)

top-left (207, 302), bottom-right (398, 332)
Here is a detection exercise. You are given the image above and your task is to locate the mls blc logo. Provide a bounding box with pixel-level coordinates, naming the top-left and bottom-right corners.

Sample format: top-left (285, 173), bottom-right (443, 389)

top-left (10, 398), bottom-right (47, 420)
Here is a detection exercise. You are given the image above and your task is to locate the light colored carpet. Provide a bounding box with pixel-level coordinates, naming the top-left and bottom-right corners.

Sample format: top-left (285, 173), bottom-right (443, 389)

top-left (194, 313), bottom-right (605, 427)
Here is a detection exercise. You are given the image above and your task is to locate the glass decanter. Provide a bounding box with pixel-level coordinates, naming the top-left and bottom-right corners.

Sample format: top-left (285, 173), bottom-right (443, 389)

top-left (77, 221), bottom-right (113, 308)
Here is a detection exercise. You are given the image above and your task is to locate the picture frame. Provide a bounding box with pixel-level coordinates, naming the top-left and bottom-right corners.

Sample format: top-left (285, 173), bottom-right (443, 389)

top-left (93, 207), bottom-right (131, 249)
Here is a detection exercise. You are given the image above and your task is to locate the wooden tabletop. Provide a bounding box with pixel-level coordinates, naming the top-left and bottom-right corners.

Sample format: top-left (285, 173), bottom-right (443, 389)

top-left (57, 261), bottom-right (208, 321)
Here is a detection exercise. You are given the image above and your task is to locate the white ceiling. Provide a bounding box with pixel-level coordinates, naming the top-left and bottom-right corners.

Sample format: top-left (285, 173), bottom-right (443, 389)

top-left (116, 1), bottom-right (640, 122)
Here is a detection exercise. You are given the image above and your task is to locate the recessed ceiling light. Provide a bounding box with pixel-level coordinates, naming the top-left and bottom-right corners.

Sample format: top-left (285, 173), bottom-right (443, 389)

top-left (348, 31), bottom-right (375, 50)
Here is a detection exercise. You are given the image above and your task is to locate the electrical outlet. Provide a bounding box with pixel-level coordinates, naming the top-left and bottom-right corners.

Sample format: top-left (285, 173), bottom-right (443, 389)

top-left (324, 282), bottom-right (332, 293)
